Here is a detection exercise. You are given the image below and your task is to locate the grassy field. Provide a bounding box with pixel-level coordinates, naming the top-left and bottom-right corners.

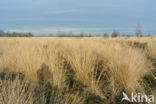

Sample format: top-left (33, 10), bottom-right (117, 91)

top-left (0, 37), bottom-right (155, 104)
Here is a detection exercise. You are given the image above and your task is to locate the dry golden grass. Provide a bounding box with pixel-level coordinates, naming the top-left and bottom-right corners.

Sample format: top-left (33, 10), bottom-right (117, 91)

top-left (0, 37), bottom-right (155, 104)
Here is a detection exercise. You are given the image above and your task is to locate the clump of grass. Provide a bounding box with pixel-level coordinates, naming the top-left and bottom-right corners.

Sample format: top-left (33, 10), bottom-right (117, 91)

top-left (124, 41), bottom-right (148, 50)
top-left (62, 41), bottom-right (106, 100)
top-left (147, 40), bottom-right (156, 59)
top-left (0, 74), bottom-right (34, 104)
top-left (97, 42), bottom-right (152, 101)
top-left (0, 72), bottom-right (84, 104)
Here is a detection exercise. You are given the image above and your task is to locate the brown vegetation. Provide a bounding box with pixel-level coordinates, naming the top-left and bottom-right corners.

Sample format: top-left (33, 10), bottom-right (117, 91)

top-left (0, 37), bottom-right (155, 104)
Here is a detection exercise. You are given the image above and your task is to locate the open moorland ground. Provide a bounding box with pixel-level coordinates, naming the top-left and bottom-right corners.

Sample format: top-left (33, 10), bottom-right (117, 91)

top-left (0, 37), bottom-right (155, 104)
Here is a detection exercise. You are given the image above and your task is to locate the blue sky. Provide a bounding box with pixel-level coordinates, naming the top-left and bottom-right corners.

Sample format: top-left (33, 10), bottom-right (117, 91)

top-left (0, 0), bottom-right (156, 35)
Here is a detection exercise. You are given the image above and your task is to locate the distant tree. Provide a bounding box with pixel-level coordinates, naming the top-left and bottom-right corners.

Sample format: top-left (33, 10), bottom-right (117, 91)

top-left (27, 32), bottom-right (34, 37)
top-left (136, 24), bottom-right (142, 37)
top-left (0, 30), bottom-right (5, 36)
top-left (103, 32), bottom-right (109, 37)
top-left (6, 32), bottom-right (10, 37)
top-left (112, 30), bottom-right (119, 37)
top-left (80, 32), bottom-right (84, 37)
top-left (57, 32), bottom-right (66, 37)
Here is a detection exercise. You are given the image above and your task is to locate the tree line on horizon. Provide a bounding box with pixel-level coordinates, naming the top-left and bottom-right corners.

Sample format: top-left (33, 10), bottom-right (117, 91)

top-left (0, 25), bottom-right (153, 37)
top-left (0, 30), bottom-right (34, 37)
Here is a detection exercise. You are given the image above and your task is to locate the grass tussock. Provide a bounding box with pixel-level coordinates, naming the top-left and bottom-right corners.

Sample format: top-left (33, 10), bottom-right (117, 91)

top-left (0, 37), bottom-right (155, 104)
